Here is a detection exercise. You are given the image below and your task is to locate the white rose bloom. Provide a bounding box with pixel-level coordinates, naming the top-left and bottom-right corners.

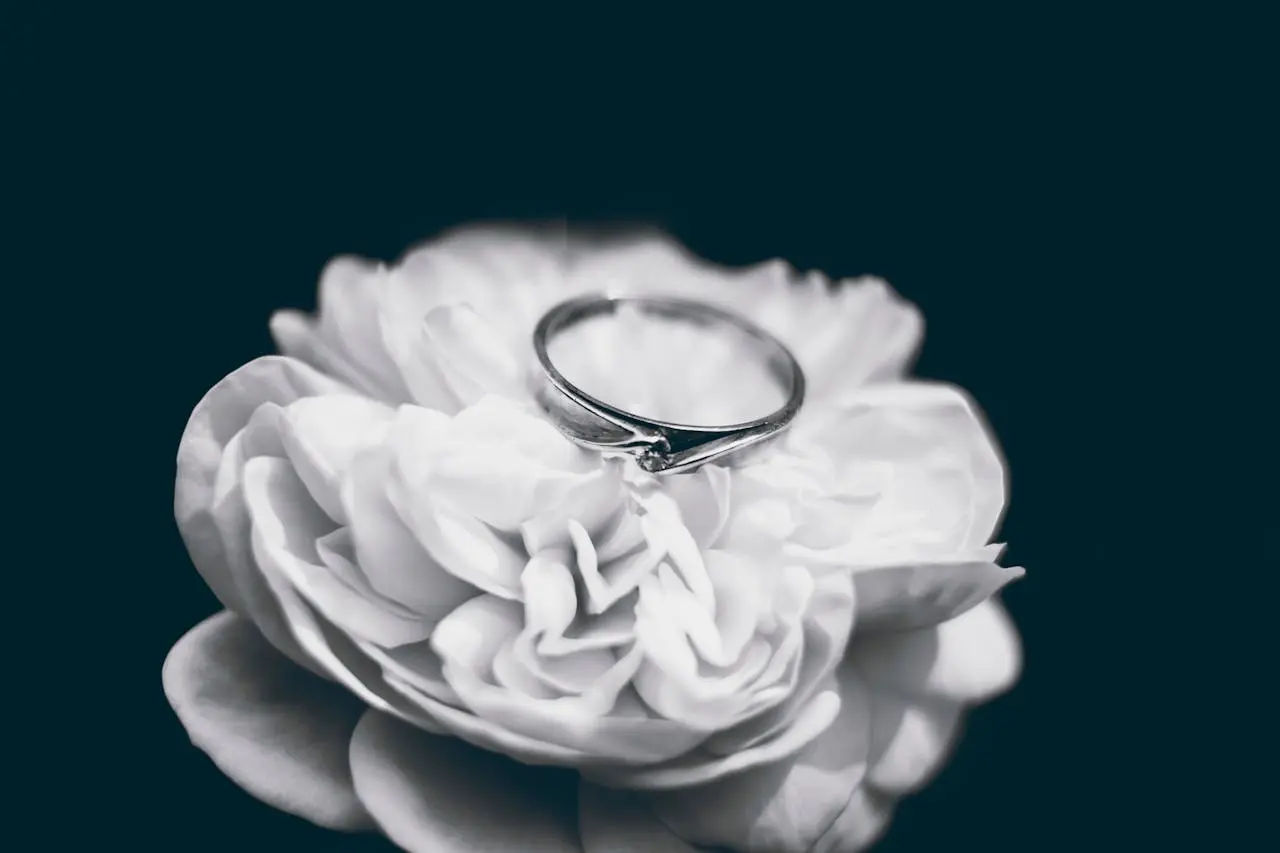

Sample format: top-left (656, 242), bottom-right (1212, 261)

top-left (167, 225), bottom-right (1023, 852)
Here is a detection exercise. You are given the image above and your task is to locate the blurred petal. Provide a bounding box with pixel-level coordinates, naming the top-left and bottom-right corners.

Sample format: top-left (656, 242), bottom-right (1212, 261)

top-left (568, 241), bottom-right (922, 403)
top-left (348, 710), bottom-right (582, 853)
top-left (646, 666), bottom-right (872, 853)
top-left (804, 277), bottom-right (923, 394)
top-left (865, 692), bottom-right (964, 795)
top-left (342, 446), bottom-right (478, 621)
top-left (450, 394), bottom-right (588, 470)
top-left (520, 467), bottom-right (627, 552)
top-left (314, 256), bottom-right (413, 401)
top-left (423, 303), bottom-right (527, 404)
top-left (376, 261), bottom-right (463, 413)
top-left (278, 394), bottom-right (395, 524)
top-left (162, 611), bottom-right (372, 831)
top-left (578, 783), bottom-right (699, 853)
top-left (430, 225), bottom-right (574, 333)
top-left (809, 785), bottom-right (896, 853)
top-left (176, 355), bottom-right (347, 664)
top-left (270, 310), bottom-right (386, 397)
top-left (850, 598), bottom-right (1022, 703)
top-left (791, 382), bottom-right (1006, 561)
top-left (853, 561), bottom-right (1025, 632)
top-left (425, 448), bottom-right (584, 531)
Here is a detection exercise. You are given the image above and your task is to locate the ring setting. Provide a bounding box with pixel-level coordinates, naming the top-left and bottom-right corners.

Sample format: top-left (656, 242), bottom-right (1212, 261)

top-left (532, 294), bottom-right (807, 475)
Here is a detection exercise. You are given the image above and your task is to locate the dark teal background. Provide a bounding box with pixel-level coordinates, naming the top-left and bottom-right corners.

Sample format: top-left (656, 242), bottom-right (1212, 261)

top-left (30, 10), bottom-right (1264, 851)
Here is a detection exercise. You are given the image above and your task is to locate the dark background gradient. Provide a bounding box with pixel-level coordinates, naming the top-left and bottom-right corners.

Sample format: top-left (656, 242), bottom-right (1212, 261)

top-left (24, 10), bottom-right (1265, 852)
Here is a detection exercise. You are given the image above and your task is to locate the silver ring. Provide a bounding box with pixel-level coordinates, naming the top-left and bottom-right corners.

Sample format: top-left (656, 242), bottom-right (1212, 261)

top-left (532, 294), bottom-right (806, 475)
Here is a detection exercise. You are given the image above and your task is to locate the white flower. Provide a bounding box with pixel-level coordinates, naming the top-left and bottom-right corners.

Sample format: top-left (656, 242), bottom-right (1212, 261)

top-left (167, 225), bottom-right (1023, 852)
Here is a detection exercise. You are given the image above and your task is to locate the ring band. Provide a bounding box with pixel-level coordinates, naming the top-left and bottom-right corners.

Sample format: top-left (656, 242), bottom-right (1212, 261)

top-left (533, 294), bottom-right (806, 475)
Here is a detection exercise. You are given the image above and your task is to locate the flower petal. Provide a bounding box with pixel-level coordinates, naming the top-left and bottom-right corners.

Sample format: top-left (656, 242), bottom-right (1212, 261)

top-left (177, 356), bottom-right (349, 613)
top-left (703, 568), bottom-right (856, 755)
top-left (354, 637), bottom-right (461, 707)
top-left (803, 277), bottom-right (923, 395)
top-left (423, 303), bottom-right (527, 405)
top-left (348, 710), bottom-right (582, 853)
top-left (865, 691), bottom-right (964, 795)
top-left (663, 465), bottom-right (731, 550)
top-left (313, 256), bottom-right (412, 401)
top-left (162, 611), bottom-right (372, 830)
top-left (386, 408), bottom-right (528, 599)
top-left (587, 688), bottom-right (842, 790)
top-left (645, 665), bottom-right (872, 853)
top-left (850, 598), bottom-right (1022, 703)
top-left (236, 460), bottom-right (445, 730)
top-left (376, 243), bottom-right (552, 413)
top-left (176, 355), bottom-right (348, 670)
top-left (432, 596), bottom-right (705, 763)
top-left (278, 394), bottom-right (395, 524)
top-left (376, 265), bottom-right (463, 412)
top-left (387, 474), bottom-right (526, 601)
top-left (375, 670), bottom-right (596, 766)
top-left (270, 310), bottom-right (389, 398)
top-left (342, 445), bottom-right (479, 621)
top-left (790, 381), bottom-right (1007, 561)
top-left (430, 594), bottom-right (524, 673)
top-left (244, 456), bottom-right (433, 649)
top-left (852, 561), bottom-right (1025, 633)
top-left (808, 785), bottom-right (897, 853)
top-left (253, 558), bottom-right (450, 733)
top-left (578, 783), bottom-right (700, 853)
top-left (211, 403), bottom-right (329, 676)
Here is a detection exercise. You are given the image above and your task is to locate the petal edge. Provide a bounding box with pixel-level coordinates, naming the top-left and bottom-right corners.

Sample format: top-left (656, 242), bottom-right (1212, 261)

top-left (162, 611), bottom-right (372, 831)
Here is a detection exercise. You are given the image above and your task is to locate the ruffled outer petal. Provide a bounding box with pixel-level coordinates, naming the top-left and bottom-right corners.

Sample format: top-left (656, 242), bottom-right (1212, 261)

top-left (864, 691), bottom-right (964, 795)
top-left (787, 381), bottom-right (1007, 564)
top-left (269, 256), bottom-right (414, 403)
top-left (175, 355), bottom-right (349, 671)
top-left (808, 786), bottom-right (896, 853)
top-left (162, 611), bottom-right (372, 830)
top-left (348, 710), bottom-right (582, 853)
top-left (850, 598), bottom-right (1022, 704)
top-left (852, 560), bottom-right (1024, 632)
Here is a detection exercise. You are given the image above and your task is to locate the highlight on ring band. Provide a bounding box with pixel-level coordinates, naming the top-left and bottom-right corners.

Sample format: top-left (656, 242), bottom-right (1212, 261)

top-left (168, 222), bottom-right (1024, 853)
top-left (533, 293), bottom-right (806, 474)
